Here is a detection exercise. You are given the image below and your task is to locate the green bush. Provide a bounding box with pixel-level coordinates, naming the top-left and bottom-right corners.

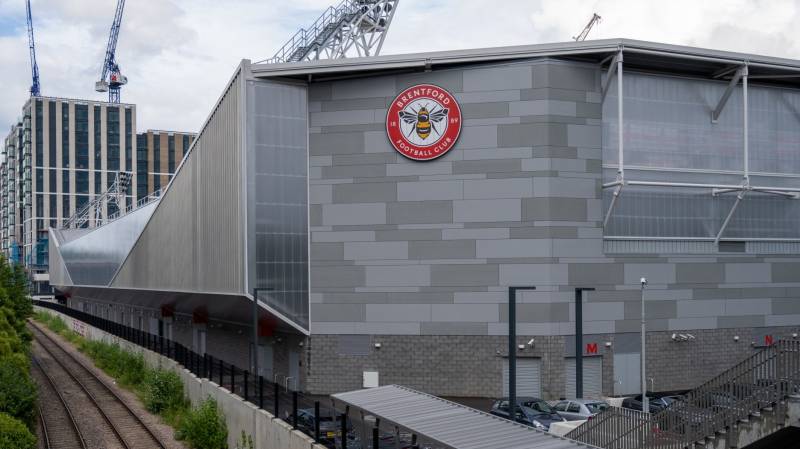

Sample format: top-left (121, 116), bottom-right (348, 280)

top-left (78, 339), bottom-right (146, 387)
top-left (0, 355), bottom-right (37, 427)
top-left (144, 369), bottom-right (186, 414)
top-left (177, 398), bottom-right (228, 449)
top-left (0, 412), bottom-right (36, 449)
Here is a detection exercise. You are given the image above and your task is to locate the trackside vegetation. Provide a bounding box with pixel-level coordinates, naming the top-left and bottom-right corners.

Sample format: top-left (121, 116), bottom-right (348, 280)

top-left (34, 311), bottom-right (230, 449)
top-left (0, 257), bottom-right (36, 449)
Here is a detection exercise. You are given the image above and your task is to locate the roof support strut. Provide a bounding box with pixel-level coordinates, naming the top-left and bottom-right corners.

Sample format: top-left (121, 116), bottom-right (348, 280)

top-left (712, 65), bottom-right (746, 123)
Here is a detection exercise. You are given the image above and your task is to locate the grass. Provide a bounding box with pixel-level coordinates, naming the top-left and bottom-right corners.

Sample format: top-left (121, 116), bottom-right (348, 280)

top-left (33, 310), bottom-right (227, 448)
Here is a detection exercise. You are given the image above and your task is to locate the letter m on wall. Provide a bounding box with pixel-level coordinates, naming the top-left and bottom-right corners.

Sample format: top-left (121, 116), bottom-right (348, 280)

top-left (586, 343), bottom-right (598, 354)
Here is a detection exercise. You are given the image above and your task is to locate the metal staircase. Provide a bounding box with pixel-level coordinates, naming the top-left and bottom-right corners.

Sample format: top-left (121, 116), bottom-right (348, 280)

top-left (567, 340), bottom-right (800, 449)
top-left (259, 0), bottom-right (398, 64)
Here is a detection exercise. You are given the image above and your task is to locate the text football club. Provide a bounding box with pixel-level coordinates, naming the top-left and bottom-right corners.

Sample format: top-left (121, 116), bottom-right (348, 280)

top-left (386, 84), bottom-right (463, 161)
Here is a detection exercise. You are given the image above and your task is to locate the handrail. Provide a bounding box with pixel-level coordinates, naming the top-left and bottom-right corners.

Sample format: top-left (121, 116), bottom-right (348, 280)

top-left (568, 340), bottom-right (800, 449)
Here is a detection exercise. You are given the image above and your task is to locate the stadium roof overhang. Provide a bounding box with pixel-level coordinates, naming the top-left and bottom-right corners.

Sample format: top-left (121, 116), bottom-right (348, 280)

top-left (331, 385), bottom-right (598, 449)
top-left (250, 38), bottom-right (800, 89)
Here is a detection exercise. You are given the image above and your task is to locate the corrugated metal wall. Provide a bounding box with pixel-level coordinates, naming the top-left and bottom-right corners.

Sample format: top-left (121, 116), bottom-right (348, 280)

top-left (112, 69), bottom-right (245, 294)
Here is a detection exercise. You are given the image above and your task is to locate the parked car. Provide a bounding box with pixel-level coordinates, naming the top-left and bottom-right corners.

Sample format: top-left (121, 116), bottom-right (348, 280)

top-left (621, 394), bottom-right (680, 413)
top-left (296, 408), bottom-right (352, 445)
top-left (490, 397), bottom-right (566, 430)
top-left (553, 399), bottom-right (610, 421)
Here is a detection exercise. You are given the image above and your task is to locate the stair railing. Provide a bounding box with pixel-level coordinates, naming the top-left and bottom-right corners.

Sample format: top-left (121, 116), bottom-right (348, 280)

top-left (567, 340), bottom-right (800, 449)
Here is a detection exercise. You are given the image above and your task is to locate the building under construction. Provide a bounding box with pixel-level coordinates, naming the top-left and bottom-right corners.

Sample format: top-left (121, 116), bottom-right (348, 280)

top-left (0, 96), bottom-right (195, 295)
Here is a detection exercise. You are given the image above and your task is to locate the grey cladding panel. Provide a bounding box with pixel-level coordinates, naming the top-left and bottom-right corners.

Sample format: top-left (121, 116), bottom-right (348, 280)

top-left (113, 70), bottom-right (244, 294)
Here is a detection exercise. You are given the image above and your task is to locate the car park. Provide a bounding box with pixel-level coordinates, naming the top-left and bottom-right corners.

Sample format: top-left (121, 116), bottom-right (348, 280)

top-left (621, 394), bottom-right (679, 413)
top-left (490, 397), bottom-right (566, 430)
top-left (553, 399), bottom-right (610, 421)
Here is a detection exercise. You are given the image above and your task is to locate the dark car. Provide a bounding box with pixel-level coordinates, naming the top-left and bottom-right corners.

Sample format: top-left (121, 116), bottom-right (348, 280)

top-left (490, 397), bottom-right (566, 430)
top-left (296, 408), bottom-right (352, 445)
top-left (622, 394), bottom-right (680, 413)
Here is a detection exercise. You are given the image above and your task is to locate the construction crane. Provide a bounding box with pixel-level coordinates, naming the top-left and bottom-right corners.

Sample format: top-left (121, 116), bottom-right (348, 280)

top-left (95, 0), bottom-right (127, 103)
top-left (25, 0), bottom-right (40, 96)
top-left (259, 0), bottom-right (399, 64)
top-left (573, 13), bottom-right (601, 42)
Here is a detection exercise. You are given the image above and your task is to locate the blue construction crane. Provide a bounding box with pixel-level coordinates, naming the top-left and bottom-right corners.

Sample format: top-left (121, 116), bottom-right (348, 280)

top-left (25, 0), bottom-right (40, 96)
top-left (95, 0), bottom-right (127, 103)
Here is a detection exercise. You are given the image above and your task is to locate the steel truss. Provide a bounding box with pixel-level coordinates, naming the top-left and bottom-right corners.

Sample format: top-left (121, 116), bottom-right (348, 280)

top-left (259, 0), bottom-right (398, 64)
top-left (602, 49), bottom-right (800, 245)
top-left (63, 171), bottom-right (132, 229)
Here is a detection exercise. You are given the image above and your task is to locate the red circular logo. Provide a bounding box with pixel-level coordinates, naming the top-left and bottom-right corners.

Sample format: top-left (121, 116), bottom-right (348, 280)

top-left (386, 84), bottom-right (462, 161)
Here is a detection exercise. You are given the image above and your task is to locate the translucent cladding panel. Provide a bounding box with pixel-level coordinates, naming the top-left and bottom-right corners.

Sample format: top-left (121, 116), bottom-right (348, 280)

top-left (603, 72), bottom-right (745, 171)
top-left (604, 185), bottom-right (735, 238)
top-left (723, 193), bottom-right (800, 239)
top-left (248, 80), bottom-right (309, 330)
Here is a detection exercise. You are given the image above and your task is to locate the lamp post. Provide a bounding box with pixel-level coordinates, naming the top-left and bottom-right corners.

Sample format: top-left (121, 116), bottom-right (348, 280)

top-left (252, 287), bottom-right (273, 378)
top-left (574, 287), bottom-right (595, 399)
top-left (508, 286), bottom-right (536, 417)
top-left (640, 278), bottom-right (648, 412)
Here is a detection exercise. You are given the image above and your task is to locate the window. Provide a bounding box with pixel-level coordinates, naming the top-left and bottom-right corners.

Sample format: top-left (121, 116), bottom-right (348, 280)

top-left (75, 105), bottom-right (89, 169)
top-left (76, 171), bottom-right (89, 194)
top-left (168, 135), bottom-right (175, 173)
top-left (93, 105), bottom-right (101, 172)
top-left (567, 403), bottom-right (581, 413)
top-left (35, 100), bottom-right (43, 167)
top-left (585, 402), bottom-right (609, 414)
top-left (554, 402), bottom-right (568, 412)
top-left (125, 108), bottom-right (132, 170)
top-left (106, 107), bottom-right (120, 171)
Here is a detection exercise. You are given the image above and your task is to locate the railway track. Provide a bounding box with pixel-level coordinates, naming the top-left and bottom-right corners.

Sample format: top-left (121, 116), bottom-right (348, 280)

top-left (29, 323), bottom-right (166, 449)
top-left (31, 356), bottom-right (87, 449)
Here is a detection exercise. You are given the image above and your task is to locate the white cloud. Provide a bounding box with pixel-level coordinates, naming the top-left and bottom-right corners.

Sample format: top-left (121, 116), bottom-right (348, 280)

top-left (1, 0), bottom-right (799, 133)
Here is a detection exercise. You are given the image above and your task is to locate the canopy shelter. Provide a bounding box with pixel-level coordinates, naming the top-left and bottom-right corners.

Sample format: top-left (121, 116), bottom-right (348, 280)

top-left (331, 385), bottom-right (596, 449)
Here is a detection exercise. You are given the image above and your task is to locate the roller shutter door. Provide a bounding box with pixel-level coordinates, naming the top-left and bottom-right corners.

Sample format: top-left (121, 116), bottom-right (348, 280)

top-left (566, 357), bottom-right (603, 399)
top-left (502, 358), bottom-right (541, 397)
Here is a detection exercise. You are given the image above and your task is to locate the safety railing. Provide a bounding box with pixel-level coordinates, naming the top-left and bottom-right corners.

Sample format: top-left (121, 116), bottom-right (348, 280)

top-left (567, 340), bottom-right (800, 449)
top-left (33, 301), bottom-right (367, 449)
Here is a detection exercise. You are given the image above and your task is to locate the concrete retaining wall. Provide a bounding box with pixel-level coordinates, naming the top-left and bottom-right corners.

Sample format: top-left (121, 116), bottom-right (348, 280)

top-left (35, 307), bottom-right (326, 449)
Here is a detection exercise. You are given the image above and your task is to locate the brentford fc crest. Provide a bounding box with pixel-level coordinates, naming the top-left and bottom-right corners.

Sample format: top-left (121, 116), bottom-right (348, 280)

top-left (386, 84), bottom-right (462, 161)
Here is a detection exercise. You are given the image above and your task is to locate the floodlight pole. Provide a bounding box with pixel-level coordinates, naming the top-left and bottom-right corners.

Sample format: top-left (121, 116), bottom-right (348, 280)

top-left (508, 286), bottom-right (536, 417)
top-left (575, 288), bottom-right (595, 399)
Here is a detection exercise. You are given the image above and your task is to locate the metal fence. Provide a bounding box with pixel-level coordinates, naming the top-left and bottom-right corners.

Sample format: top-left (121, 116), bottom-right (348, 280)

top-left (567, 340), bottom-right (800, 449)
top-left (33, 300), bottom-right (392, 449)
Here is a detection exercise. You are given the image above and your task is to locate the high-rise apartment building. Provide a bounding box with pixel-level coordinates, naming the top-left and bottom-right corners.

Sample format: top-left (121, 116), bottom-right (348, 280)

top-left (0, 96), bottom-right (195, 296)
top-left (135, 130), bottom-right (194, 201)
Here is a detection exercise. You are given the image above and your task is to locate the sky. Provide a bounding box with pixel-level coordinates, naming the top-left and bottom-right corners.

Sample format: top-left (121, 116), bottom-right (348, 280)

top-left (0, 0), bottom-right (799, 133)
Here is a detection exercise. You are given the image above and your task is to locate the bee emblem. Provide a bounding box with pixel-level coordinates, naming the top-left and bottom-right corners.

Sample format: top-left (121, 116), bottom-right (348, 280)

top-left (399, 105), bottom-right (449, 141)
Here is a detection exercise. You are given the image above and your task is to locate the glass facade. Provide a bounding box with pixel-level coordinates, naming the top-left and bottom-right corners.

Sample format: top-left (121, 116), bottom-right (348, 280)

top-left (136, 134), bottom-right (147, 200)
top-left (153, 135), bottom-right (160, 192)
top-left (603, 72), bottom-right (800, 240)
top-left (248, 81), bottom-right (309, 330)
top-left (125, 109), bottom-right (132, 170)
top-left (107, 107), bottom-right (120, 171)
top-left (75, 105), bottom-right (89, 169)
top-left (94, 106), bottom-right (102, 195)
top-left (62, 104), bottom-right (70, 218)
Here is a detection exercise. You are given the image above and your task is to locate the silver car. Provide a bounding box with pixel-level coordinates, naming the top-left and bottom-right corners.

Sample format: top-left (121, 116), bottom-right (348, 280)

top-left (553, 399), bottom-right (610, 421)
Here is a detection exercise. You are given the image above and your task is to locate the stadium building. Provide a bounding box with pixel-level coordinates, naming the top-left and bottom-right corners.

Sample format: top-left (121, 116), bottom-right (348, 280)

top-left (48, 39), bottom-right (800, 399)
